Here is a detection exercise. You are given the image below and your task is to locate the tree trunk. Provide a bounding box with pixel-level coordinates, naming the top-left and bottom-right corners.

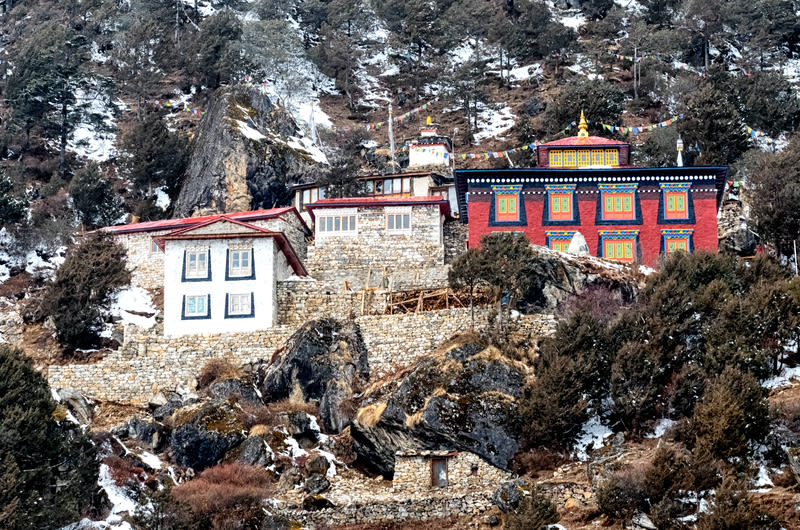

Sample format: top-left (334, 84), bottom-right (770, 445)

top-left (704, 38), bottom-right (709, 70)
top-left (60, 97), bottom-right (68, 176)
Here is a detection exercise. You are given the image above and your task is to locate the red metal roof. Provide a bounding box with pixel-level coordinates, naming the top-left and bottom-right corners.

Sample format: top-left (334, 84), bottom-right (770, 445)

top-left (101, 206), bottom-right (311, 235)
top-left (154, 217), bottom-right (307, 276)
top-left (540, 135), bottom-right (628, 147)
top-left (306, 196), bottom-right (451, 220)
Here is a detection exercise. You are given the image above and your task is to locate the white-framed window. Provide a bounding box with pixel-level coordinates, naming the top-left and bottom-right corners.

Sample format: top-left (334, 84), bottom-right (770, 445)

top-left (227, 293), bottom-right (252, 316)
top-left (185, 295), bottom-right (208, 317)
top-left (317, 208), bottom-right (358, 237)
top-left (300, 187), bottom-right (325, 210)
top-left (150, 239), bottom-right (162, 254)
top-left (228, 249), bottom-right (252, 278)
top-left (385, 206), bottom-right (412, 233)
top-left (185, 250), bottom-right (208, 279)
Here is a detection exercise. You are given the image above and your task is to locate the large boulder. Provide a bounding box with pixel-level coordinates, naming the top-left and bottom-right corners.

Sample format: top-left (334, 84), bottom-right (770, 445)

top-left (168, 401), bottom-right (246, 472)
top-left (173, 85), bottom-right (327, 217)
top-left (257, 319), bottom-right (368, 434)
top-left (350, 336), bottom-right (526, 478)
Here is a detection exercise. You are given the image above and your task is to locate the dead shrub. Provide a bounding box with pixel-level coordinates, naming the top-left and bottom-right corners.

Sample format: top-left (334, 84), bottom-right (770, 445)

top-left (511, 449), bottom-right (567, 477)
top-left (238, 402), bottom-right (275, 429)
top-left (171, 463), bottom-right (275, 528)
top-left (103, 455), bottom-right (146, 488)
top-left (332, 427), bottom-right (357, 465)
top-left (596, 463), bottom-right (648, 521)
top-left (197, 358), bottom-right (242, 388)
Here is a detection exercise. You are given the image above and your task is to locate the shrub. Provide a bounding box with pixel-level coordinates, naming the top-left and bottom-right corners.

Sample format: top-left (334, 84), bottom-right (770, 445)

top-left (691, 367), bottom-right (770, 462)
top-left (596, 465), bottom-right (648, 521)
top-left (171, 463), bottom-right (275, 528)
top-left (0, 173), bottom-right (27, 226)
top-left (39, 231), bottom-right (130, 349)
top-left (696, 474), bottom-right (779, 530)
top-left (520, 346), bottom-right (588, 450)
top-left (197, 358), bottom-right (243, 388)
top-left (503, 486), bottom-right (560, 530)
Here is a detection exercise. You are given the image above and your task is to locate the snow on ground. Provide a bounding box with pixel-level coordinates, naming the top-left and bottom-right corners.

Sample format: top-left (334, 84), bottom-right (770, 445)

top-left (574, 415), bottom-right (614, 461)
top-left (181, 0), bottom-right (216, 17)
top-left (558, 12), bottom-right (586, 31)
top-left (752, 464), bottom-right (774, 492)
top-left (0, 227), bottom-right (68, 283)
top-left (473, 102), bottom-right (516, 143)
top-left (614, 0), bottom-right (644, 14)
top-left (237, 118), bottom-right (267, 141)
top-left (69, 84), bottom-right (123, 163)
top-left (763, 364), bottom-right (800, 390)
top-left (63, 464), bottom-right (137, 530)
top-left (509, 63), bottom-right (543, 83)
top-left (646, 418), bottom-right (677, 439)
top-left (109, 287), bottom-right (158, 329)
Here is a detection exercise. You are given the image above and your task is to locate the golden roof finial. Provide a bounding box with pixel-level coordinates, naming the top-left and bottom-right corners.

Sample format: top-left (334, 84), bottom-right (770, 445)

top-left (578, 110), bottom-right (589, 138)
top-left (426, 116), bottom-right (432, 125)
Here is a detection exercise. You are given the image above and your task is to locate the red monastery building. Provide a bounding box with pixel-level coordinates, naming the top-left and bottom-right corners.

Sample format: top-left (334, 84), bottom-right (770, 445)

top-left (454, 113), bottom-right (727, 266)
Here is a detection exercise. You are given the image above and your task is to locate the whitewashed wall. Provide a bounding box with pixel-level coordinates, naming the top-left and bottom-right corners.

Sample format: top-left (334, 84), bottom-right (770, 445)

top-left (163, 237), bottom-right (277, 336)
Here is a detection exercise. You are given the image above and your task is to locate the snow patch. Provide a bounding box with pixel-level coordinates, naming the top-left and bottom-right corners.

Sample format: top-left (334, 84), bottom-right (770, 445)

top-left (574, 415), bottom-right (613, 461)
top-left (154, 187), bottom-right (171, 210)
top-left (109, 287), bottom-right (158, 329)
top-left (473, 103), bottom-right (516, 143)
top-left (763, 365), bottom-right (800, 390)
top-left (139, 451), bottom-right (163, 470)
top-left (236, 119), bottom-right (267, 141)
top-left (646, 418), bottom-right (677, 439)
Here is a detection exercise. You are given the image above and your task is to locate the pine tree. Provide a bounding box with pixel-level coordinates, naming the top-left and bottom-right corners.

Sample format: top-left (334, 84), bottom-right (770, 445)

top-left (0, 346), bottom-right (100, 529)
top-left (70, 164), bottom-right (123, 229)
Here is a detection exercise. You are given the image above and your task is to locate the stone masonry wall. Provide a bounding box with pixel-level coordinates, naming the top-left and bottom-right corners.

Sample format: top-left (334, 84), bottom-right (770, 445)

top-left (115, 231), bottom-right (171, 290)
top-left (305, 205), bottom-right (444, 281)
top-left (393, 451), bottom-right (512, 494)
top-left (443, 219), bottom-right (468, 264)
top-left (46, 308), bottom-right (557, 405)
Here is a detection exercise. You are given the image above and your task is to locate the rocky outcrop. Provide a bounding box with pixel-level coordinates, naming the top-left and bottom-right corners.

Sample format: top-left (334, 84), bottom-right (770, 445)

top-left (718, 198), bottom-right (758, 256)
top-left (257, 319), bottom-right (369, 433)
top-left (350, 336), bottom-right (527, 478)
top-left (523, 247), bottom-right (642, 310)
top-left (168, 401), bottom-right (247, 471)
top-left (174, 85), bottom-right (327, 217)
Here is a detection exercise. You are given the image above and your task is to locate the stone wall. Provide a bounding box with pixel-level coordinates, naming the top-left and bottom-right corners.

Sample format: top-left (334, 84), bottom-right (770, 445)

top-left (276, 490), bottom-right (498, 528)
top-left (443, 219), bottom-right (468, 264)
top-left (46, 308), bottom-right (557, 405)
top-left (305, 205), bottom-right (444, 280)
top-left (114, 231), bottom-right (171, 290)
top-left (393, 451), bottom-right (512, 494)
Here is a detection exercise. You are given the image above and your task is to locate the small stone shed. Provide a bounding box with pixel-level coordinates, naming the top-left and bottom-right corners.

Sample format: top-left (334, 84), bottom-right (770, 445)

top-left (392, 450), bottom-right (513, 493)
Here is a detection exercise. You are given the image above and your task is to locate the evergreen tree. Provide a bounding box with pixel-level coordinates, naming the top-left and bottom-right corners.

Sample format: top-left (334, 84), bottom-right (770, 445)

top-left (0, 346), bottom-right (100, 529)
top-left (0, 173), bottom-right (28, 226)
top-left (678, 82), bottom-right (750, 165)
top-left (184, 11), bottom-right (245, 89)
top-left (39, 231), bottom-right (131, 349)
top-left (70, 164), bottom-right (124, 229)
top-left (543, 79), bottom-right (625, 137)
top-left (121, 111), bottom-right (189, 201)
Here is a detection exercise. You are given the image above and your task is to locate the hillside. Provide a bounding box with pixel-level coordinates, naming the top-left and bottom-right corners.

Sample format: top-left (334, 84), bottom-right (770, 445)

top-left (2, 0), bottom-right (800, 529)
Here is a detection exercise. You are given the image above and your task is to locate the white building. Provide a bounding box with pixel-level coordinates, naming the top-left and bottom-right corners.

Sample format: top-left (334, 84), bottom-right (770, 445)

top-left (103, 208), bottom-right (309, 337)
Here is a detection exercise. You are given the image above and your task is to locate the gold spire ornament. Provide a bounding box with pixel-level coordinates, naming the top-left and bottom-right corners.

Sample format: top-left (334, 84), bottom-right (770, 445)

top-left (578, 110), bottom-right (589, 138)
top-left (426, 116), bottom-right (432, 125)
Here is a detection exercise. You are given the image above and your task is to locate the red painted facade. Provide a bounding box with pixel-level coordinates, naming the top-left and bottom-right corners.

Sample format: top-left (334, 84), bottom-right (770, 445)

top-left (463, 180), bottom-right (721, 266)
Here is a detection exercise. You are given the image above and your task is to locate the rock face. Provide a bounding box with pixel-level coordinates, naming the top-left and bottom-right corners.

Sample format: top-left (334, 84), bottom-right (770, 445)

top-left (174, 85), bottom-right (327, 217)
top-left (523, 247), bottom-right (641, 311)
top-left (718, 198), bottom-right (758, 256)
top-left (257, 319), bottom-right (369, 434)
top-left (350, 337), bottom-right (526, 478)
top-left (168, 401), bottom-right (247, 471)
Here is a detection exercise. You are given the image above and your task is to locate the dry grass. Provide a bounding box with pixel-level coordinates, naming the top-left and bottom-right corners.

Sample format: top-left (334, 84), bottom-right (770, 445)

top-left (267, 397), bottom-right (319, 416)
top-left (197, 357), bottom-right (242, 388)
top-left (103, 455), bottom-right (147, 488)
top-left (356, 402), bottom-right (387, 427)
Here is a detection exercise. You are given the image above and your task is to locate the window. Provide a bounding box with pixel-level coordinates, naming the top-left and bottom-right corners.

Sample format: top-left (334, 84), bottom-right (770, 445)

top-left (497, 194), bottom-right (518, 221)
top-left (662, 229), bottom-right (693, 255)
top-left (591, 149), bottom-right (604, 166)
top-left (548, 149), bottom-right (563, 167)
top-left (183, 294), bottom-right (210, 319)
top-left (225, 293), bottom-right (254, 318)
top-left (367, 177), bottom-right (411, 196)
top-left (386, 213), bottom-right (411, 232)
top-left (599, 230), bottom-right (639, 263)
top-left (563, 150), bottom-right (577, 167)
top-left (547, 231), bottom-right (575, 253)
top-left (431, 458), bottom-right (448, 488)
top-left (599, 184), bottom-right (637, 221)
top-left (184, 250), bottom-right (209, 280)
top-left (491, 185), bottom-right (524, 225)
top-left (605, 149), bottom-right (619, 166)
top-left (661, 183), bottom-right (690, 219)
top-left (300, 187), bottom-right (325, 210)
top-left (577, 150), bottom-right (590, 167)
top-left (150, 239), bottom-right (162, 254)
top-left (227, 249), bottom-right (252, 279)
top-left (318, 209), bottom-right (357, 236)
top-left (546, 184), bottom-right (576, 222)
